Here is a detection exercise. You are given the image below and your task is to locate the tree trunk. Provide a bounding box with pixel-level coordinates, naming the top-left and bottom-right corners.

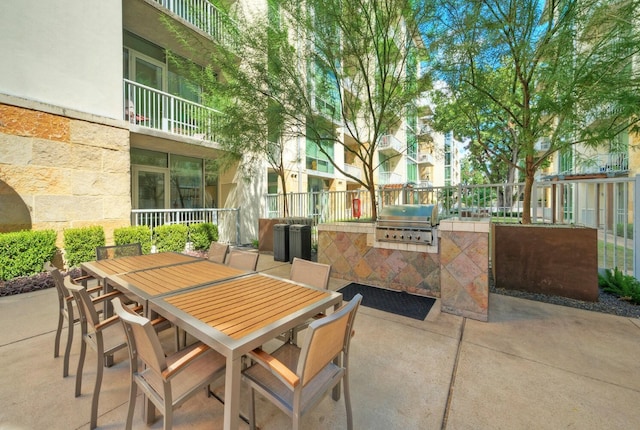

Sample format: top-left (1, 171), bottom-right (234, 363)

top-left (521, 157), bottom-right (535, 224)
top-left (279, 170), bottom-right (289, 218)
top-left (368, 185), bottom-right (377, 220)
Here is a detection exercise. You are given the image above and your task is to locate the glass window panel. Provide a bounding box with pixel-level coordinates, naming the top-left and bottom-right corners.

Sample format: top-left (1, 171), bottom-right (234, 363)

top-left (131, 148), bottom-right (168, 168)
top-left (170, 155), bottom-right (202, 209)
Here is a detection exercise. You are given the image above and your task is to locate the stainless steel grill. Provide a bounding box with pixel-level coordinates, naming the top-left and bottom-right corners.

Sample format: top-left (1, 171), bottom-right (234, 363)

top-left (375, 204), bottom-right (439, 245)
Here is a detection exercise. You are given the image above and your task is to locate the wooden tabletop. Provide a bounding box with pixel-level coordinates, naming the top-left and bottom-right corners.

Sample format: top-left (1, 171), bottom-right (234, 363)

top-left (107, 259), bottom-right (248, 300)
top-left (81, 252), bottom-right (198, 280)
top-left (160, 273), bottom-right (335, 340)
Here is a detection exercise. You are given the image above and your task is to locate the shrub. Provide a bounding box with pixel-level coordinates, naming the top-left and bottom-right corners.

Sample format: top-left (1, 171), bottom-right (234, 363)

top-left (598, 267), bottom-right (640, 305)
top-left (153, 224), bottom-right (188, 253)
top-left (189, 223), bottom-right (219, 250)
top-left (615, 223), bottom-right (633, 239)
top-left (0, 230), bottom-right (57, 280)
top-left (64, 226), bottom-right (105, 268)
top-left (114, 225), bottom-right (153, 254)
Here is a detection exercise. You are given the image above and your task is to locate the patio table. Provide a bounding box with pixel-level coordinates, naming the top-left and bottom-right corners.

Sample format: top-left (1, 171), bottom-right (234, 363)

top-left (148, 272), bottom-right (344, 430)
top-left (80, 252), bottom-right (199, 287)
top-left (106, 259), bottom-right (250, 315)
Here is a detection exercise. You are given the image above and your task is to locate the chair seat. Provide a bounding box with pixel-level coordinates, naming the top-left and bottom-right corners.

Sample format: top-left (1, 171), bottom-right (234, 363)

top-left (139, 343), bottom-right (226, 405)
top-left (243, 343), bottom-right (343, 415)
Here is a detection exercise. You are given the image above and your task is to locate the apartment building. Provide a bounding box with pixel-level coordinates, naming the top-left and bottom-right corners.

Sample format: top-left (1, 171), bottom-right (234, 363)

top-left (0, 0), bottom-right (264, 245)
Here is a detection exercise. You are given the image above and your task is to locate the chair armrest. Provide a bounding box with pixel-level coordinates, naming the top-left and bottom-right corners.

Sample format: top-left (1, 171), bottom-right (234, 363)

top-left (90, 290), bottom-right (122, 304)
top-left (72, 274), bottom-right (96, 284)
top-left (150, 316), bottom-right (167, 326)
top-left (248, 348), bottom-right (300, 388)
top-left (86, 285), bottom-right (103, 295)
top-left (162, 343), bottom-right (211, 380)
top-left (95, 314), bottom-right (120, 331)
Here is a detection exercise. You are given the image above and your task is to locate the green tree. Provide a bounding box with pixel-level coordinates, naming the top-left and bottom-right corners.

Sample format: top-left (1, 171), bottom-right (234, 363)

top-left (427, 0), bottom-right (640, 223)
top-left (166, 0), bottom-right (433, 219)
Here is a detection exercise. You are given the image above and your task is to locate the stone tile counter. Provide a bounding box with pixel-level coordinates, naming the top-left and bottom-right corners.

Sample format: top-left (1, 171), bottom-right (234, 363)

top-left (317, 222), bottom-right (440, 297)
top-left (439, 218), bottom-right (490, 321)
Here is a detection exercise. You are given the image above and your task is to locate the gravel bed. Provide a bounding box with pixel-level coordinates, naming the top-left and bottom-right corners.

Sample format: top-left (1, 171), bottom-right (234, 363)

top-left (490, 285), bottom-right (640, 318)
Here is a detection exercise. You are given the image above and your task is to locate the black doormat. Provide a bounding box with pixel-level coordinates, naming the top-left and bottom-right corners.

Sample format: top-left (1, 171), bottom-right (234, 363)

top-left (338, 283), bottom-right (436, 321)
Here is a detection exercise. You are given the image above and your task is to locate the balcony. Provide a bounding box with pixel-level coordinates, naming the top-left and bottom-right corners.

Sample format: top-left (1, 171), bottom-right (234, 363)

top-left (417, 152), bottom-right (435, 166)
top-left (378, 134), bottom-right (405, 155)
top-left (343, 163), bottom-right (362, 181)
top-left (152, 0), bottom-right (237, 48)
top-left (378, 171), bottom-right (403, 185)
top-left (562, 152), bottom-right (629, 176)
top-left (124, 79), bottom-right (221, 142)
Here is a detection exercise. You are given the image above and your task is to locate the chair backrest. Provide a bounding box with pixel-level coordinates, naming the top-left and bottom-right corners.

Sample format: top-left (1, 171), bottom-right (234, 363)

top-left (290, 258), bottom-right (331, 290)
top-left (297, 293), bottom-right (362, 386)
top-left (65, 279), bottom-right (101, 332)
top-left (96, 243), bottom-right (142, 260)
top-left (208, 242), bottom-right (230, 264)
top-left (112, 297), bottom-right (167, 374)
top-left (226, 249), bottom-right (259, 271)
top-left (45, 263), bottom-right (68, 308)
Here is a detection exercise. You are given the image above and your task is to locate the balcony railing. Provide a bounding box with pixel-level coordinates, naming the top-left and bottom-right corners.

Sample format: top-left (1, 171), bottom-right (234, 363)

top-left (562, 152), bottom-right (629, 176)
top-left (343, 163), bottom-right (362, 181)
top-left (124, 79), bottom-right (221, 142)
top-left (152, 0), bottom-right (237, 48)
top-left (378, 171), bottom-right (403, 185)
top-left (378, 134), bottom-right (404, 154)
top-left (417, 152), bottom-right (435, 166)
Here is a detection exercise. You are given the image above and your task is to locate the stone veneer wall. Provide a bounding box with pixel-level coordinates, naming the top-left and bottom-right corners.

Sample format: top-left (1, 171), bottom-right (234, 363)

top-left (0, 103), bottom-right (131, 248)
top-left (317, 222), bottom-right (440, 297)
top-left (439, 219), bottom-right (489, 321)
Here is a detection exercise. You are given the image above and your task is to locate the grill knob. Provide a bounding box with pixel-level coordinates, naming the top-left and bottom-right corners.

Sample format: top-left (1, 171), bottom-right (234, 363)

top-left (385, 233), bottom-right (390, 239)
top-left (393, 234), bottom-right (397, 239)
top-left (416, 235), bottom-right (421, 240)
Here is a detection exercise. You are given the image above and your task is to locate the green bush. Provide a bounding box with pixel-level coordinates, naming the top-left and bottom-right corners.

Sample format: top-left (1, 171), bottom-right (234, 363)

top-left (0, 230), bottom-right (57, 280)
top-left (615, 223), bottom-right (633, 239)
top-left (598, 267), bottom-right (640, 305)
top-left (64, 226), bottom-right (105, 268)
top-left (114, 225), bottom-right (153, 254)
top-left (153, 224), bottom-right (188, 253)
top-left (189, 223), bottom-right (219, 250)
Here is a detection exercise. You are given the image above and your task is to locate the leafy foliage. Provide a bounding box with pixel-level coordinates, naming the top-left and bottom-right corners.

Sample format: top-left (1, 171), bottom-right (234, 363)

top-left (427, 0), bottom-right (640, 223)
top-left (189, 223), bottom-right (219, 250)
top-left (0, 230), bottom-right (57, 280)
top-left (63, 226), bottom-right (105, 268)
top-left (153, 224), bottom-right (188, 253)
top-left (598, 267), bottom-right (640, 305)
top-left (114, 225), bottom-right (153, 254)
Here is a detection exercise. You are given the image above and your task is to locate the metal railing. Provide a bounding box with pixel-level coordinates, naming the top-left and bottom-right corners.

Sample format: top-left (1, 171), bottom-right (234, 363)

top-left (124, 80), bottom-right (221, 142)
top-left (152, 0), bottom-right (237, 48)
top-left (131, 208), bottom-right (240, 244)
top-left (264, 176), bottom-right (639, 275)
top-left (378, 134), bottom-right (405, 153)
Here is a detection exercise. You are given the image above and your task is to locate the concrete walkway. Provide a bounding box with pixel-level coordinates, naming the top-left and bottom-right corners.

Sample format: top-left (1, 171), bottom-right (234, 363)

top-left (1, 254), bottom-right (639, 430)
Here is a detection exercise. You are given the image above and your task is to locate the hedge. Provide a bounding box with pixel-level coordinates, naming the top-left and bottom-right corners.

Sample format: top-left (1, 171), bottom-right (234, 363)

top-left (0, 230), bottom-right (57, 280)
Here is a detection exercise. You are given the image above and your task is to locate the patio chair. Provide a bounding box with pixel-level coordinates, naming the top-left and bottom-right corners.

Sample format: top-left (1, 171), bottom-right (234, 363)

top-left (47, 265), bottom-right (102, 377)
top-left (111, 297), bottom-right (226, 430)
top-left (242, 293), bottom-right (362, 430)
top-left (65, 279), bottom-right (132, 430)
top-left (96, 242), bottom-right (142, 260)
top-left (278, 258), bottom-right (332, 344)
top-left (207, 241), bottom-right (229, 264)
top-left (226, 249), bottom-right (259, 271)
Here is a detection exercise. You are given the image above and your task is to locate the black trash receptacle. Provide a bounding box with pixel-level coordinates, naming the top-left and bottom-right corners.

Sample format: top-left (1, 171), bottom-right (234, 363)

top-left (289, 224), bottom-right (311, 262)
top-left (273, 224), bottom-right (290, 262)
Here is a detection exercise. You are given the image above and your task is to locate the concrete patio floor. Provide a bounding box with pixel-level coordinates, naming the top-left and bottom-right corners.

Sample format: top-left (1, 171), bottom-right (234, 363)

top-left (1, 253), bottom-right (640, 430)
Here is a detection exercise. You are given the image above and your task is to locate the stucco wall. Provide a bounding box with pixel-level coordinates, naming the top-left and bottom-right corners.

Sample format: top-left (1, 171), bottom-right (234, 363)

top-left (0, 0), bottom-right (123, 119)
top-left (0, 103), bottom-right (131, 247)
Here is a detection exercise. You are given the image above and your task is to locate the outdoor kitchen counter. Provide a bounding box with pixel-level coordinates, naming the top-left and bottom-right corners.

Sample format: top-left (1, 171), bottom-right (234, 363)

top-left (317, 222), bottom-right (440, 297)
top-left (318, 222), bottom-right (438, 253)
top-left (439, 218), bottom-right (490, 322)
